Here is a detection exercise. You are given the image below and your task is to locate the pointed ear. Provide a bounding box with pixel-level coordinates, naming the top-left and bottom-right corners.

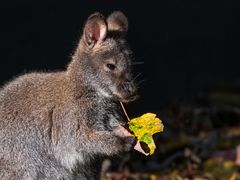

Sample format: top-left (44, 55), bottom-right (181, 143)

top-left (107, 11), bottom-right (128, 34)
top-left (83, 13), bottom-right (107, 49)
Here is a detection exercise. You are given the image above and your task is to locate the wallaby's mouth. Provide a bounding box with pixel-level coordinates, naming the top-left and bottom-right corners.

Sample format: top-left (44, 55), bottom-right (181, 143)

top-left (116, 82), bottom-right (138, 103)
top-left (112, 91), bottom-right (138, 103)
top-left (119, 93), bottom-right (139, 103)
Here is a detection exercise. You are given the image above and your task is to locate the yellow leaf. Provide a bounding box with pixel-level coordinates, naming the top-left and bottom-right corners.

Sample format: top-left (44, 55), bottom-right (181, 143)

top-left (128, 113), bottom-right (164, 155)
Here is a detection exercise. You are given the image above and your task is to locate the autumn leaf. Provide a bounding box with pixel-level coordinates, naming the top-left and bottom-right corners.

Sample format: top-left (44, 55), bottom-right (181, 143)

top-left (128, 113), bottom-right (164, 155)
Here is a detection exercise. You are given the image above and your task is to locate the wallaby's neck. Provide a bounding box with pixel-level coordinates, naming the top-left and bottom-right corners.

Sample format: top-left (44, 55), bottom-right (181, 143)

top-left (67, 48), bottom-right (97, 100)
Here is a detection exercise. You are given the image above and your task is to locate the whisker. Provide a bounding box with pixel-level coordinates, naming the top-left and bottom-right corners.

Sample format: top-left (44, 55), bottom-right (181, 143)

top-left (132, 72), bottom-right (143, 82)
top-left (136, 79), bottom-right (146, 87)
top-left (132, 56), bottom-right (144, 60)
top-left (131, 61), bottom-right (145, 65)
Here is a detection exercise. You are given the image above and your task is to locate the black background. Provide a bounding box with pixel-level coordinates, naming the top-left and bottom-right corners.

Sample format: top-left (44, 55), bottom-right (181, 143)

top-left (0, 0), bottom-right (238, 114)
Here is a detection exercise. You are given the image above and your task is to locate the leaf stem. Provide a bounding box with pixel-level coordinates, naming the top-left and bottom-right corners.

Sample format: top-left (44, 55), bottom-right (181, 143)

top-left (119, 101), bottom-right (130, 121)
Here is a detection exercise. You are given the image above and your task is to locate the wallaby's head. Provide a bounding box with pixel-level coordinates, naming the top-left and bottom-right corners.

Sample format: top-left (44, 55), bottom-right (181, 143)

top-left (70, 11), bottom-right (137, 103)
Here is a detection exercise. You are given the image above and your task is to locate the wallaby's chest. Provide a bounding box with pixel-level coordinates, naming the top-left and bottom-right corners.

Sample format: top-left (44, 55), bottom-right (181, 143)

top-left (79, 97), bottom-right (125, 131)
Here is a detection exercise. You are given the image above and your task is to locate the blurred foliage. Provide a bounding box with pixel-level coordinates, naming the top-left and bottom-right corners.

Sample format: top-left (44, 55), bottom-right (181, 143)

top-left (210, 92), bottom-right (240, 107)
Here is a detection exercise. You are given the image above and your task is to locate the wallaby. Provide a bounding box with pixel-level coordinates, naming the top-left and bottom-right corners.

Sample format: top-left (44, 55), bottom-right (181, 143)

top-left (0, 11), bottom-right (137, 180)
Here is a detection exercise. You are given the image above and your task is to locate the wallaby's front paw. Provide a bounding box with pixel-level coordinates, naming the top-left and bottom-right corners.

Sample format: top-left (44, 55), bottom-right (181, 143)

top-left (121, 136), bottom-right (137, 151)
top-left (112, 125), bottom-right (136, 151)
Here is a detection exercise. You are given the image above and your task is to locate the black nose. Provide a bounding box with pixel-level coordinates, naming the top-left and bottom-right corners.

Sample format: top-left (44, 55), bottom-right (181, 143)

top-left (129, 83), bottom-right (137, 97)
top-left (123, 82), bottom-right (137, 99)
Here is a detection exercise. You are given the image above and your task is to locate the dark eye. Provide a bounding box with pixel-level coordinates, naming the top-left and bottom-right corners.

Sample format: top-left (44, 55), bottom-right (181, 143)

top-left (106, 64), bottom-right (116, 70)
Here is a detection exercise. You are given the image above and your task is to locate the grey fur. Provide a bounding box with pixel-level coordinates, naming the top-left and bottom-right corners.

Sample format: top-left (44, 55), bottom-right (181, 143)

top-left (0, 11), bottom-right (137, 180)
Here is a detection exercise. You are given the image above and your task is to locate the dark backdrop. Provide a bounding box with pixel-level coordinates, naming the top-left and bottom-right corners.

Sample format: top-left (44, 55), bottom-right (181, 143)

top-left (0, 0), bottom-right (237, 114)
